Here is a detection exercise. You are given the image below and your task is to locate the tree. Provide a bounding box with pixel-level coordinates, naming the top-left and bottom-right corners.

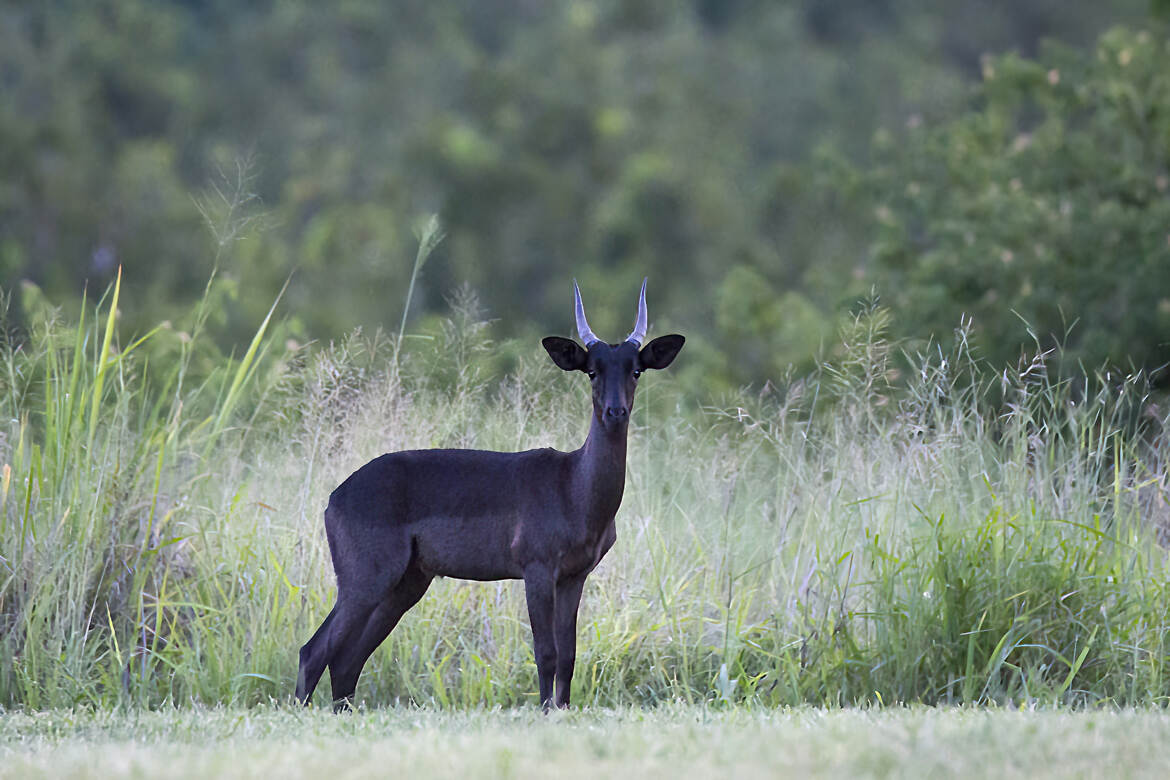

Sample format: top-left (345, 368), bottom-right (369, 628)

top-left (849, 28), bottom-right (1170, 375)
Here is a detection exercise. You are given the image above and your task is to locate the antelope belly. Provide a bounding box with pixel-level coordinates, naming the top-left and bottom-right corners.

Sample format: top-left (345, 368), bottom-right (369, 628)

top-left (411, 515), bottom-right (523, 581)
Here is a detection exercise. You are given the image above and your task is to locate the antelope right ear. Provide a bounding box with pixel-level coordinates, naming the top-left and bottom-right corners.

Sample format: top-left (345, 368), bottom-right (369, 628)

top-left (542, 336), bottom-right (588, 372)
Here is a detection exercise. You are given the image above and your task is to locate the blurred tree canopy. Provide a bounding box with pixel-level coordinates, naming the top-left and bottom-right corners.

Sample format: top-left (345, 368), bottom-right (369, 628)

top-left (839, 27), bottom-right (1170, 376)
top-left (0, 0), bottom-right (1163, 390)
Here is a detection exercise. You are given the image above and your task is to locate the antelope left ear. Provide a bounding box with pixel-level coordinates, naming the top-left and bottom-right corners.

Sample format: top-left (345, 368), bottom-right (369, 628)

top-left (639, 334), bottom-right (685, 370)
top-left (542, 336), bottom-right (588, 372)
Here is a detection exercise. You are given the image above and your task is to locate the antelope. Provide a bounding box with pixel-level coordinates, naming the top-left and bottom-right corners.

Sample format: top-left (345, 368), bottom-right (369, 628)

top-left (295, 280), bottom-right (684, 710)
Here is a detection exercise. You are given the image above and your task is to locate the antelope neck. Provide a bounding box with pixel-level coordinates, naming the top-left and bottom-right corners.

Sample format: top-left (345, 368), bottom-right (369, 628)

top-left (573, 412), bottom-right (628, 527)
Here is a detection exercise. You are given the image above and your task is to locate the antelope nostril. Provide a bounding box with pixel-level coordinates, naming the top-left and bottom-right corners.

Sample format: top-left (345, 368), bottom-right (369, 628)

top-left (605, 406), bottom-right (628, 419)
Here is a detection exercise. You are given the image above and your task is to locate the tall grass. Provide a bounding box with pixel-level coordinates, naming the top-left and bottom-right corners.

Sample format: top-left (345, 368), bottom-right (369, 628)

top-left (0, 267), bottom-right (284, 708)
top-left (2, 272), bottom-right (1169, 710)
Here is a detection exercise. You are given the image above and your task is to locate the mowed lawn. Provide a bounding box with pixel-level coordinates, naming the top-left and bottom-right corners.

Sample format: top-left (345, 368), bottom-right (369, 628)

top-left (2, 705), bottom-right (1169, 779)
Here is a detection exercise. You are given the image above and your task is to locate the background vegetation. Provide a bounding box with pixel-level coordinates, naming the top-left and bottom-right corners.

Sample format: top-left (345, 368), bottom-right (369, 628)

top-left (3, 1), bottom-right (1170, 388)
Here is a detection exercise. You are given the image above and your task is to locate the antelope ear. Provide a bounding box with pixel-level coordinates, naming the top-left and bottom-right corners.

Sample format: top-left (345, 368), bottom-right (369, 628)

top-left (542, 336), bottom-right (588, 372)
top-left (639, 334), bottom-right (685, 370)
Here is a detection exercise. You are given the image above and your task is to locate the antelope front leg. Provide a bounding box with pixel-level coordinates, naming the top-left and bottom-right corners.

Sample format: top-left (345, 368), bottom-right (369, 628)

top-left (553, 574), bottom-right (586, 709)
top-left (523, 563), bottom-right (557, 711)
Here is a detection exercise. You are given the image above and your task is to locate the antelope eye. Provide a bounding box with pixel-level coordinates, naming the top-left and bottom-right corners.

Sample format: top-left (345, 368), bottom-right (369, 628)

top-left (633, 369), bottom-right (643, 378)
top-left (587, 370), bottom-right (597, 379)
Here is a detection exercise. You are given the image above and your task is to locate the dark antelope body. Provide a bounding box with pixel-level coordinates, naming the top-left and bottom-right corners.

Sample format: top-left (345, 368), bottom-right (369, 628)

top-left (295, 280), bottom-right (684, 710)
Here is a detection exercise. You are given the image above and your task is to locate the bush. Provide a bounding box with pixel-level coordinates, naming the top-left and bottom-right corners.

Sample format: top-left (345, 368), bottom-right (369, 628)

top-left (845, 27), bottom-right (1170, 375)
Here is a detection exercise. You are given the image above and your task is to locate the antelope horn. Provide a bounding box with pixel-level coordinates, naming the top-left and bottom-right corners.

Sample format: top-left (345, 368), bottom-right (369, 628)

top-left (574, 280), bottom-right (601, 347)
top-left (625, 278), bottom-right (648, 347)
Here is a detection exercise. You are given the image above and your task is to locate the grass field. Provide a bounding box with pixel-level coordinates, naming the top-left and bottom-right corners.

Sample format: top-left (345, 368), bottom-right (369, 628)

top-left (4, 263), bottom-right (1170, 768)
top-left (4, 705), bottom-right (1170, 779)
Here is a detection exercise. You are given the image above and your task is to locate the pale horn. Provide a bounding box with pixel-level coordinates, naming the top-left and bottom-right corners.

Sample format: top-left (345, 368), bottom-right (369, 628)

top-left (574, 280), bottom-right (601, 347)
top-left (625, 278), bottom-right (648, 347)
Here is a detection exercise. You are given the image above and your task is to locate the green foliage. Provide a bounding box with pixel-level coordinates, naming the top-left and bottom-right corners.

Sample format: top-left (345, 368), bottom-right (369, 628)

top-left (715, 266), bottom-right (832, 382)
top-left (4, 276), bottom-right (1170, 709)
top-left (0, 274), bottom-right (290, 708)
top-left (0, 2), bottom-right (1158, 388)
top-left (848, 27), bottom-right (1170, 372)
